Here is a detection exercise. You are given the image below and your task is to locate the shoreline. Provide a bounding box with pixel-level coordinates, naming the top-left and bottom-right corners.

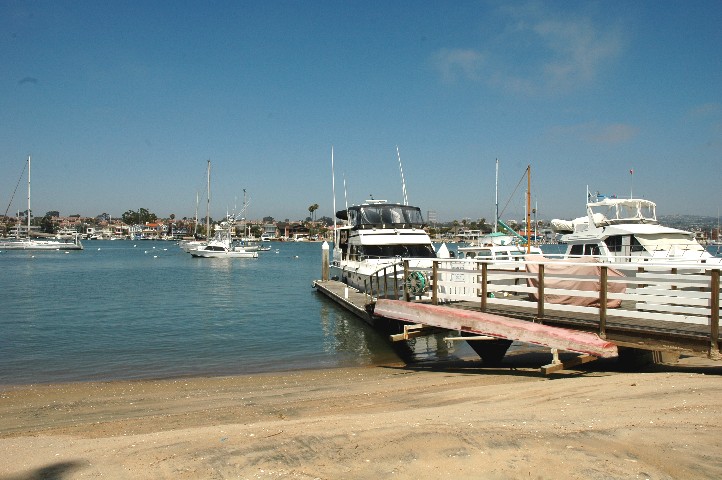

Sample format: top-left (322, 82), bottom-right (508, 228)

top-left (2, 354), bottom-right (722, 479)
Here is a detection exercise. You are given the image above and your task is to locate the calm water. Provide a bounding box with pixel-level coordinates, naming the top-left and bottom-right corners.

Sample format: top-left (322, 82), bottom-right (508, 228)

top-left (6, 241), bottom-right (715, 386)
top-left (0, 241), bottom-right (474, 386)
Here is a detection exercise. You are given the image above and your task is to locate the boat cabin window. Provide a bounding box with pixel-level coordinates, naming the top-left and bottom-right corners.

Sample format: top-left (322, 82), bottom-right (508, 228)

top-left (496, 251), bottom-right (510, 260)
top-left (630, 236), bottom-right (645, 252)
top-left (459, 249), bottom-right (493, 259)
top-left (569, 244), bottom-right (601, 256)
top-left (359, 244), bottom-right (436, 259)
top-left (604, 235), bottom-right (623, 253)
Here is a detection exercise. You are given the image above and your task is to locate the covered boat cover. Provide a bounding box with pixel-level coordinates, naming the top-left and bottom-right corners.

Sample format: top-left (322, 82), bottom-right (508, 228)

top-left (525, 255), bottom-right (626, 308)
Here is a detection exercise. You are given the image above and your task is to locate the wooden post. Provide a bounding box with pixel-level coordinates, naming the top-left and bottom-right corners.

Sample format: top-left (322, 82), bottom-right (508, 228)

top-left (393, 264), bottom-right (399, 299)
top-left (432, 260), bottom-right (439, 305)
top-left (321, 241), bottom-right (329, 281)
top-left (480, 262), bottom-right (488, 312)
top-left (599, 266), bottom-right (608, 339)
top-left (403, 260), bottom-right (410, 302)
top-left (711, 269), bottom-right (720, 358)
top-left (537, 263), bottom-right (545, 321)
top-left (383, 267), bottom-right (388, 299)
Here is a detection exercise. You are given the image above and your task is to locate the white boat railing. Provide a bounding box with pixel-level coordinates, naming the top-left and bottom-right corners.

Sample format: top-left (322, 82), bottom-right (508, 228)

top-left (356, 256), bottom-right (721, 358)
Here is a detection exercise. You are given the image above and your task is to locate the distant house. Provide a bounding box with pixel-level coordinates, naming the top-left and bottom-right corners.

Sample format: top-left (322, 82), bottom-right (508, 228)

top-left (261, 223), bottom-right (278, 239)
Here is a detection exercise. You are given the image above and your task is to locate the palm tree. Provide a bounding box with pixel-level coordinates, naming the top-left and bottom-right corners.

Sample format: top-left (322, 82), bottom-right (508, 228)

top-left (308, 204), bottom-right (319, 222)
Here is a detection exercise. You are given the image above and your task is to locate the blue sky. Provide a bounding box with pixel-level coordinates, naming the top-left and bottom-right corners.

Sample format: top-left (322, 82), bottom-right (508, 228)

top-left (1, 0), bottom-right (721, 223)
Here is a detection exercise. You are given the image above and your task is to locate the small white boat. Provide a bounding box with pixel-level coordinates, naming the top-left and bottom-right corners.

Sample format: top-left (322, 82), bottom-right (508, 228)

top-left (0, 235), bottom-right (84, 251)
top-left (189, 221), bottom-right (258, 259)
top-left (190, 242), bottom-right (258, 258)
top-left (179, 239), bottom-right (205, 253)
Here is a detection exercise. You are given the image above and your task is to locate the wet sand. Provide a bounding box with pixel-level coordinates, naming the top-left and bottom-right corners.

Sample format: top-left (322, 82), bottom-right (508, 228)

top-left (1, 354), bottom-right (722, 479)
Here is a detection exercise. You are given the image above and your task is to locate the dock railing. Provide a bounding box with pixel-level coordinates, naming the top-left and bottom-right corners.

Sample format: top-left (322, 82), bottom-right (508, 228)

top-left (363, 262), bottom-right (406, 304)
top-left (391, 256), bottom-right (721, 359)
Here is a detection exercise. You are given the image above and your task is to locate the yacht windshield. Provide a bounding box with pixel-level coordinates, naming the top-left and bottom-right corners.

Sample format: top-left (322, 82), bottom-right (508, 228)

top-left (352, 205), bottom-right (425, 228)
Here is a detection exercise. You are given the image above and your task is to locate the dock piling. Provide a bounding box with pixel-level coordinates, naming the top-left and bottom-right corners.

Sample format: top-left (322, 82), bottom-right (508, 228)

top-left (321, 241), bottom-right (329, 281)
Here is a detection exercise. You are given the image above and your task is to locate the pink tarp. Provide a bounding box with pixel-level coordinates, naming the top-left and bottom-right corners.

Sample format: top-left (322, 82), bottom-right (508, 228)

top-left (525, 255), bottom-right (626, 308)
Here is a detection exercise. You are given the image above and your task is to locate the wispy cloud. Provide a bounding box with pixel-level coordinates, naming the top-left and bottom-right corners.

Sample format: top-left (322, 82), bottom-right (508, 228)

top-left (687, 102), bottom-right (721, 118)
top-left (548, 122), bottom-right (639, 144)
top-left (430, 48), bottom-right (486, 84)
top-left (431, 3), bottom-right (624, 95)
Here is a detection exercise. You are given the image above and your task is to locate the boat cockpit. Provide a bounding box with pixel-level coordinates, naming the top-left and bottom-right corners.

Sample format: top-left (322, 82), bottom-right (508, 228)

top-left (336, 202), bottom-right (426, 230)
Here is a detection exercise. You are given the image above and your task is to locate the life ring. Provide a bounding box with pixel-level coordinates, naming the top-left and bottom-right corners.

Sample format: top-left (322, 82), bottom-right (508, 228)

top-left (405, 271), bottom-right (428, 296)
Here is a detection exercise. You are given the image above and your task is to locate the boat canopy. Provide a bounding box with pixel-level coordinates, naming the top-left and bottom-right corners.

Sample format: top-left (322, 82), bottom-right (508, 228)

top-left (336, 203), bottom-right (426, 229)
top-left (634, 233), bottom-right (705, 253)
top-left (587, 198), bottom-right (657, 227)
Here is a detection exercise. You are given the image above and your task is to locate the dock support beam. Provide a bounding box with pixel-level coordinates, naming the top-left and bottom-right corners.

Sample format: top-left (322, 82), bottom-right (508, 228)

top-left (710, 269), bottom-right (720, 359)
top-left (321, 241), bottom-right (329, 281)
top-left (541, 353), bottom-right (600, 375)
top-left (599, 266), bottom-right (608, 339)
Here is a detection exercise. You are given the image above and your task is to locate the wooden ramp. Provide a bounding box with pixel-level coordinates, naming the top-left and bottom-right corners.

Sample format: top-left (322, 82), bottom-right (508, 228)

top-left (374, 299), bottom-right (618, 358)
top-left (313, 280), bottom-right (373, 323)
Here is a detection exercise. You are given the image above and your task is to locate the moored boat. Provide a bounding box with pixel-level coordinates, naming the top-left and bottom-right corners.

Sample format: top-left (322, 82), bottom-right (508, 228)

top-left (189, 221), bottom-right (258, 258)
top-left (1, 155), bottom-right (83, 251)
top-left (551, 195), bottom-right (721, 265)
top-left (331, 200), bottom-right (436, 293)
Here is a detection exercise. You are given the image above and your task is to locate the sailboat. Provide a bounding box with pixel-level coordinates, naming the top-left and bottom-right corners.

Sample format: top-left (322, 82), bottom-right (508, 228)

top-left (457, 161), bottom-right (541, 260)
top-left (185, 160), bottom-right (258, 259)
top-left (179, 160), bottom-right (211, 253)
top-left (0, 156), bottom-right (83, 251)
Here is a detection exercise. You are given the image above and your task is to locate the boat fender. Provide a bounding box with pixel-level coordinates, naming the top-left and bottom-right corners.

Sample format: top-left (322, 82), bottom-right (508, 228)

top-left (405, 271), bottom-right (428, 296)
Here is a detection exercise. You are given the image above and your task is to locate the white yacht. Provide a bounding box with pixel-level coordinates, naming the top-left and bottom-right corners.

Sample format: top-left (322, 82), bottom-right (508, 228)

top-left (189, 221), bottom-right (258, 259)
top-left (331, 200), bottom-right (436, 293)
top-left (551, 197), bottom-right (720, 264)
top-left (0, 235), bottom-right (84, 251)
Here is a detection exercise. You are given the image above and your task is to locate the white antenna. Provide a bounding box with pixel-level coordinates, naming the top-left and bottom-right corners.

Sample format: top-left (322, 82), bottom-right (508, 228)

top-left (343, 173), bottom-right (349, 214)
top-left (396, 145), bottom-right (408, 205)
top-left (206, 159), bottom-right (211, 239)
top-left (494, 158), bottom-right (499, 233)
top-left (331, 146), bottom-right (337, 247)
top-left (27, 155), bottom-right (31, 233)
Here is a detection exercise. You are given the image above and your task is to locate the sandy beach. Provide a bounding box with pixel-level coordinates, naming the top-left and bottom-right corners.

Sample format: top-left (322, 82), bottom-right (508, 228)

top-left (2, 353), bottom-right (722, 480)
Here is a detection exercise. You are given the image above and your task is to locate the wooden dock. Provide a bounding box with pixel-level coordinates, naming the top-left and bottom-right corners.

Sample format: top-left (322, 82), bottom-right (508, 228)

top-left (313, 256), bottom-right (722, 371)
top-left (313, 280), bottom-right (373, 323)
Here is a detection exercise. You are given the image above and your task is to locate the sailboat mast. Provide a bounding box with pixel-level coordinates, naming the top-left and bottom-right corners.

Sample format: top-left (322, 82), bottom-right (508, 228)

top-left (331, 146), bottom-right (337, 249)
top-left (27, 155), bottom-right (31, 234)
top-left (206, 159), bottom-right (211, 239)
top-left (397, 146), bottom-right (408, 205)
top-left (494, 158), bottom-right (499, 234)
top-left (194, 191), bottom-right (199, 237)
top-left (526, 165), bottom-right (531, 253)
top-left (243, 188), bottom-right (247, 238)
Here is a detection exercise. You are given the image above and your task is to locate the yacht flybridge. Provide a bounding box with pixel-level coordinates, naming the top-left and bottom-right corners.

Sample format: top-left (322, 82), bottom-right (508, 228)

top-left (552, 197), bottom-right (719, 264)
top-left (331, 200), bottom-right (436, 291)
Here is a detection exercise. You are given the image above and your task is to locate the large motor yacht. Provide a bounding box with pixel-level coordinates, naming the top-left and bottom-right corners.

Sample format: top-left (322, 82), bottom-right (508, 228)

top-left (551, 197), bottom-right (720, 265)
top-left (331, 200), bottom-right (436, 293)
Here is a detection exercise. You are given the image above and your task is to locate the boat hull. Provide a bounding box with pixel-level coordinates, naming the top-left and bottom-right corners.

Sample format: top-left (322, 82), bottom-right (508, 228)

top-left (190, 249), bottom-right (258, 258)
top-left (0, 239), bottom-right (84, 251)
